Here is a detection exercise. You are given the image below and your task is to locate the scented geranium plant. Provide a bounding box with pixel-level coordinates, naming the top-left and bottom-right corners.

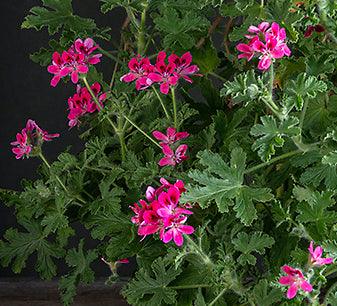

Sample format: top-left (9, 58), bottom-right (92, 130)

top-left (3, 0), bottom-right (337, 305)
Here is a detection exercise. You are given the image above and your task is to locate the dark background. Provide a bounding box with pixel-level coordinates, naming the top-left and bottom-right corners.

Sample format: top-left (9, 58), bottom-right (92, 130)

top-left (0, 1), bottom-right (128, 278)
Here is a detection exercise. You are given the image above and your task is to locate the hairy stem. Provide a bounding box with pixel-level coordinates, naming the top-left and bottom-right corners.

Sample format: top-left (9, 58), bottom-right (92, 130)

top-left (185, 235), bottom-right (214, 267)
top-left (171, 87), bottom-right (178, 129)
top-left (209, 288), bottom-right (227, 306)
top-left (153, 87), bottom-right (170, 120)
top-left (39, 153), bottom-right (85, 205)
top-left (299, 99), bottom-right (308, 131)
top-left (244, 149), bottom-right (302, 174)
top-left (123, 115), bottom-right (161, 148)
top-left (97, 47), bottom-right (122, 64)
top-left (209, 71), bottom-right (226, 82)
top-left (137, 5), bottom-right (147, 55)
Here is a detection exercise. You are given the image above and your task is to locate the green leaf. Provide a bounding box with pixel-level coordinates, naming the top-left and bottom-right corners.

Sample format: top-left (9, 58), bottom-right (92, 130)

top-left (154, 7), bottom-right (209, 50)
top-left (0, 219), bottom-right (64, 279)
top-left (183, 148), bottom-right (274, 225)
top-left (22, 0), bottom-right (98, 35)
top-left (250, 116), bottom-right (300, 162)
top-left (59, 240), bottom-right (97, 306)
top-left (284, 73), bottom-right (327, 110)
top-left (293, 186), bottom-right (337, 235)
top-left (221, 70), bottom-right (264, 105)
top-left (191, 40), bottom-right (220, 74)
top-left (232, 232), bottom-right (275, 265)
top-left (100, 0), bottom-right (145, 13)
top-left (123, 257), bottom-right (182, 306)
top-left (251, 280), bottom-right (283, 306)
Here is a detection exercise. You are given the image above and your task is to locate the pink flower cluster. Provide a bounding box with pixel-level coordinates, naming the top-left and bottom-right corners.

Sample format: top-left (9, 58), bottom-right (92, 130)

top-left (237, 22), bottom-right (291, 70)
top-left (279, 241), bottom-right (333, 299)
top-left (130, 178), bottom-right (194, 247)
top-left (67, 82), bottom-right (107, 128)
top-left (152, 127), bottom-right (189, 167)
top-left (11, 119), bottom-right (59, 159)
top-left (48, 38), bottom-right (102, 87)
top-left (120, 51), bottom-right (200, 94)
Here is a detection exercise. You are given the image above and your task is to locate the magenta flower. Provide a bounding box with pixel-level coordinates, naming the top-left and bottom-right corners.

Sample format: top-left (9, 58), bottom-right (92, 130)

top-left (116, 258), bottom-right (129, 264)
top-left (308, 241), bottom-right (333, 267)
top-left (152, 127), bottom-right (189, 145)
top-left (47, 38), bottom-right (101, 87)
top-left (237, 22), bottom-right (291, 70)
top-left (67, 82), bottom-right (106, 127)
top-left (11, 120), bottom-right (59, 159)
top-left (130, 179), bottom-right (194, 247)
top-left (147, 51), bottom-right (179, 94)
top-left (120, 56), bottom-right (154, 90)
top-left (158, 144), bottom-right (188, 167)
top-left (168, 52), bottom-right (201, 83)
top-left (279, 265), bottom-right (313, 299)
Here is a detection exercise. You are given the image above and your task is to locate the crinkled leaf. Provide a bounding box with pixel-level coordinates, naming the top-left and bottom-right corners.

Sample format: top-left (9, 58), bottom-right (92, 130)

top-left (250, 116), bottom-right (300, 162)
top-left (251, 279), bottom-right (283, 306)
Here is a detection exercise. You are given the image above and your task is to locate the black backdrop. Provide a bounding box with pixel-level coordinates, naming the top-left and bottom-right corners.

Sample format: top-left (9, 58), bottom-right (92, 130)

top-left (0, 1), bottom-right (128, 278)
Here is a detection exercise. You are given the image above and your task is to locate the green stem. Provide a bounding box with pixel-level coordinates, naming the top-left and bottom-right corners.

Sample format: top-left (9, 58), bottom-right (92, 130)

top-left (38, 153), bottom-right (85, 205)
top-left (323, 281), bottom-right (337, 305)
top-left (185, 235), bottom-right (214, 267)
top-left (269, 62), bottom-right (274, 96)
top-left (299, 99), bottom-right (308, 131)
top-left (83, 77), bottom-right (118, 131)
top-left (123, 115), bottom-right (161, 148)
top-left (171, 87), bottom-right (178, 129)
top-left (117, 115), bottom-right (127, 161)
top-left (209, 71), bottom-right (226, 82)
top-left (153, 87), bottom-right (170, 120)
top-left (137, 5), bottom-right (147, 55)
top-left (170, 284), bottom-right (211, 290)
top-left (244, 149), bottom-right (302, 174)
top-left (209, 288), bottom-right (227, 306)
top-left (97, 47), bottom-right (122, 64)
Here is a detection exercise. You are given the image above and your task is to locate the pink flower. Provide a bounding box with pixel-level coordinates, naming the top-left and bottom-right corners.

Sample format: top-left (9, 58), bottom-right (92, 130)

top-left (120, 56), bottom-right (154, 90)
top-left (11, 120), bottom-right (59, 159)
top-left (168, 52), bottom-right (201, 83)
top-left (47, 38), bottom-right (101, 87)
top-left (116, 258), bottom-right (129, 264)
top-left (159, 144), bottom-right (188, 167)
top-left (279, 265), bottom-right (313, 299)
top-left (308, 241), bottom-right (333, 267)
top-left (152, 127), bottom-right (189, 145)
top-left (237, 22), bottom-right (291, 71)
top-left (148, 51), bottom-right (179, 94)
top-left (130, 178), bottom-right (194, 247)
top-left (67, 82), bottom-right (106, 127)
top-left (145, 186), bottom-right (156, 202)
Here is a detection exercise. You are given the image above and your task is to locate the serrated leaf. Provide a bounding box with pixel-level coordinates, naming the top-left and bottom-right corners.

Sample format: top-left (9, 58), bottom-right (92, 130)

top-left (183, 148), bottom-right (274, 225)
top-left (0, 219), bottom-right (64, 279)
top-left (122, 257), bottom-right (182, 306)
top-left (191, 40), bottom-right (220, 74)
top-left (154, 7), bottom-right (209, 50)
top-left (294, 186), bottom-right (337, 235)
top-left (59, 240), bottom-right (97, 306)
top-left (100, 0), bottom-right (145, 13)
top-left (284, 73), bottom-right (327, 111)
top-left (250, 116), bottom-right (300, 162)
top-left (221, 70), bottom-right (264, 105)
top-left (251, 279), bottom-right (283, 306)
top-left (233, 232), bottom-right (275, 265)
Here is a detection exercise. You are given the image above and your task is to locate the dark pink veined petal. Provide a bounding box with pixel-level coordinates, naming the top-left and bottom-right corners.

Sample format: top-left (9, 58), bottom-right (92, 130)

top-left (128, 58), bottom-right (139, 71)
top-left (259, 22), bottom-right (270, 32)
top-left (168, 76), bottom-right (179, 86)
top-left (179, 225), bottom-right (194, 235)
top-left (173, 229), bottom-right (184, 246)
top-left (182, 65), bottom-right (199, 75)
top-left (248, 25), bottom-right (260, 34)
top-left (176, 144), bottom-right (188, 155)
top-left (71, 71), bottom-right (79, 84)
top-left (84, 38), bottom-right (94, 49)
top-left (175, 131), bottom-right (189, 141)
top-left (313, 246), bottom-right (323, 258)
top-left (161, 144), bottom-right (173, 156)
top-left (145, 186), bottom-right (156, 202)
top-left (166, 127), bottom-right (176, 139)
top-left (258, 56), bottom-right (272, 70)
top-left (88, 54), bottom-right (102, 65)
top-left (271, 22), bottom-right (280, 36)
top-left (162, 229), bottom-right (173, 243)
top-left (300, 281), bottom-right (313, 293)
top-left (117, 258), bottom-right (129, 264)
top-left (168, 53), bottom-right (180, 66)
top-left (159, 157), bottom-right (175, 167)
top-left (282, 265), bottom-right (295, 275)
top-left (160, 82), bottom-right (170, 95)
top-left (270, 48), bottom-right (284, 59)
top-left (147, 72), bottom-right (163, 83)
top-left (152, 130), bottom-right (169, 142)
top-left (182, 75), bottom-right (193, 83)
top-left (91, 82), bottom-right (101, 94)
top-left (279, 27), bottom-right (287, 40)
top-left (279, 276), bottom-right (293, 285)
top-left (166, 63), bottom-right (176, 74)
top-left (236, 43), bottom-right (252, 53)
top-left (287, 284), bottom-right (298, 299)
top-left (282, 44), bottom-right (291, 56)
top-left (77, 65), bottom-right (89, 74)
top-left (138, 224), bottom-right (160, 236)
top-left (167, 186), bottom-right (180, 205)
top-left (47, 65), bottom-right (59, 74)
top-left (51, 75), bottom-right (61, 87)
top-left (157, 51), bottom-right (166, 63)
top-left (60, 67), bottom-right (73, 77)
top-left (120, 73), bottom-right (137, 83)
top-left (180, 52), bottom-right (192, 67)
top-left (52, 51), bottom-right (62, 65)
